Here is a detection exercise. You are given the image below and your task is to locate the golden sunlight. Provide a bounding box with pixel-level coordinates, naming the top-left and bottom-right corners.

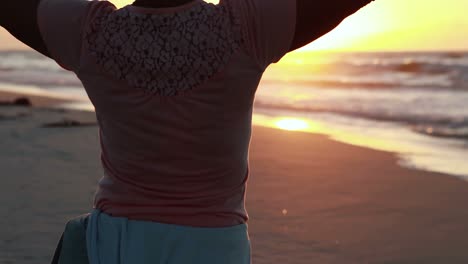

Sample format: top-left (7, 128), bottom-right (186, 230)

top-left (253, 115), bottom-right (324, 134)
top-left (303, 0), bottom-right (468, 51)
top-left (275, 118), bottom-right (310, 131)
top-left (109, 0), bottom-right (468, 52)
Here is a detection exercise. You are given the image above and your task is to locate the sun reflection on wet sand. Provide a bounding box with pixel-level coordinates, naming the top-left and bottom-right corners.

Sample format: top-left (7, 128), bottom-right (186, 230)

top-left (275, 119), bottom-right (309, 131)
top-left (252, 113), bottom-right (468, 180)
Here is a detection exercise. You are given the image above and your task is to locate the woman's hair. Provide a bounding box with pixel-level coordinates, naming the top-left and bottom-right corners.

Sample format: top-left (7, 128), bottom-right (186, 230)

top-left (132, 0), bottom-right (195, 8)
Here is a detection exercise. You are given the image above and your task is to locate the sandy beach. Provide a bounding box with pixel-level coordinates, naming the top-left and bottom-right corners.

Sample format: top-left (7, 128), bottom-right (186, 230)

top-left (1, 90), bottom-right (468, 264)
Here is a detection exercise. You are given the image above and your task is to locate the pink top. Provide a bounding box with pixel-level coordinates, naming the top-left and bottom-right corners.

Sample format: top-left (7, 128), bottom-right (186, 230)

top-left (37, 0), bottom-right (297, 227)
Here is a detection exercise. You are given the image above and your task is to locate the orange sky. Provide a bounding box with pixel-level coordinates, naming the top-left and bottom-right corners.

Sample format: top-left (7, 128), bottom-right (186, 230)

top-left (1, 0), bottom-right (467, 51)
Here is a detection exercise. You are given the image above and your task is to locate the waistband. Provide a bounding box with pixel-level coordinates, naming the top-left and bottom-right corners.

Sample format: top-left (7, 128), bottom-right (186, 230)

top-left (88, 208), bottom-right (249, 239)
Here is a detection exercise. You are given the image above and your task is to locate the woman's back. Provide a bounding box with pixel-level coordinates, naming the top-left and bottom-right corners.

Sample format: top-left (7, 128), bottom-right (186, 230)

top-left (37, 0), bottom-right (296, 227)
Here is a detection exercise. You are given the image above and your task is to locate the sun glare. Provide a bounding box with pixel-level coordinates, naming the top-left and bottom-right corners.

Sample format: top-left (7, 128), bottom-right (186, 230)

top-left (275, 118), bottom-right (310, 131)
top-left (105, 0), bottom-right (468, 51)
top-left (253, 115), bottom-right (324, 133)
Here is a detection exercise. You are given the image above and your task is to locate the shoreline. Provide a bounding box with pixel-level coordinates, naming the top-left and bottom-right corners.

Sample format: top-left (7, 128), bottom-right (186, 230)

top-left (252, 111), bottom-right (468, 181)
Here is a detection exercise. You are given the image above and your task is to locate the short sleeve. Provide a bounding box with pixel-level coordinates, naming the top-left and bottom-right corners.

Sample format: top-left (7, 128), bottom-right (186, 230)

top-left (37, 0), bottom-right (114, 71)
top-left (223, 0), bottom-right (297, 69)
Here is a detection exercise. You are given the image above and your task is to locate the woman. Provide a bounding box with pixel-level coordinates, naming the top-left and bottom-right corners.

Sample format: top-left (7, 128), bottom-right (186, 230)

top-left (1, 0), bottom-right (375, 263)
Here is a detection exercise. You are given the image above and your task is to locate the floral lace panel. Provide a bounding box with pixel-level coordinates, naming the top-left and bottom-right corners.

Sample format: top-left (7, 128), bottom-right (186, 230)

top-left (85, 2), bottom-right (243, 96)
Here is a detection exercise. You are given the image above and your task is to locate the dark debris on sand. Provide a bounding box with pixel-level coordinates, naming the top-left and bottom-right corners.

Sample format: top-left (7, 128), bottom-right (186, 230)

top-left (42, 119), bottom-right (97, 128)
top-left (0, 97), bottom-right (32, 107)
top-left (0, 97), bottom-right (98, 128)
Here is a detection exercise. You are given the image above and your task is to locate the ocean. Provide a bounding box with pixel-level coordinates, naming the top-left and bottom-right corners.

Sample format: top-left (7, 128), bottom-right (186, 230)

top-left (1, 50), bottom-right (467, 179)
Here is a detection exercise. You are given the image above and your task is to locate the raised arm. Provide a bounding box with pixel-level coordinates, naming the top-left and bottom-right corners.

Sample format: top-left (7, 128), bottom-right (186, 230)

top-left (290, 0), bottom-right (375, 52)
top-left (0, 0), bottom-right (51, 57)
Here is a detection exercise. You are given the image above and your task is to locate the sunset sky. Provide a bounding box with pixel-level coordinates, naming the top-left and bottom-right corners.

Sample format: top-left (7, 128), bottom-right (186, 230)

top-left (0, 0), bottom-right (467, 52)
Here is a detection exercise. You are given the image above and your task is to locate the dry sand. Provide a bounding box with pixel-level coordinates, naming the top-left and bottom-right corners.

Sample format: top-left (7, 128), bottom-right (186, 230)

top-left (1, 90), bottom-right (468, 264)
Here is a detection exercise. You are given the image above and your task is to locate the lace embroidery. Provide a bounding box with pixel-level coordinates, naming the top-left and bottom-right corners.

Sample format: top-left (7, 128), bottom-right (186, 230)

top-left (85, 1), bottom-right (243, 96)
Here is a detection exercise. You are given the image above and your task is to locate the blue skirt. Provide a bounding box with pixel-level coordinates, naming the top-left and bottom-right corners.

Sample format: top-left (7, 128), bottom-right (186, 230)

top-left (52, 209), bottom-right (251, 264)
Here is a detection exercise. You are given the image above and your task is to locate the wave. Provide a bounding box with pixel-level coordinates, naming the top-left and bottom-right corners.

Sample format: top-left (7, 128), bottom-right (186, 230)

top-left (261, 73), bottom-right (457, 90)
top-left (343, 52), bottom-right (468, 68)
top-left (0, 70), bottom-right (82, 88)
top-left (0, 51), bottom-right (61, 72)
top-left (253, 100), bottom-right (468, 141)
top-left (411, 125), bottom-right (468, 140)
top-left (391, 61), bottom-right (453, 74)
top-left (266, 53), bottom-right (468, 90)
top-left (338, 61), bottom-right (459, 75)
